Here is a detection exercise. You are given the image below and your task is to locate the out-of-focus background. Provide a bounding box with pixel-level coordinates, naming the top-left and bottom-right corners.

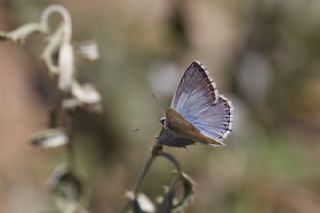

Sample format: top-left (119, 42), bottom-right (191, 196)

top-left (1, 0), bottom-right (320, 212)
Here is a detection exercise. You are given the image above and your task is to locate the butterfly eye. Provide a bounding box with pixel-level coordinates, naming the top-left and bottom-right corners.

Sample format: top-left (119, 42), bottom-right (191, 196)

top-left (160, 116), bottom-right (166, 125)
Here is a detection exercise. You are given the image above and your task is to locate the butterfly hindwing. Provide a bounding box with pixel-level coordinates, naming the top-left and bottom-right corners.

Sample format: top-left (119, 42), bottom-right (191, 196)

top-left (171, 61), bottom-right (233, 144)
top-left (189, 95), bottom-right (233, 143)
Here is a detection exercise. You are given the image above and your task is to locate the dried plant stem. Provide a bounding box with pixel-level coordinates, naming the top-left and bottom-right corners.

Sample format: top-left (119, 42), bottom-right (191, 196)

top-left (0, 5), bottom-right (102, 212)
top-left (65, 111), bottom-right (76, 173)
top-left (157, 152), bottom-right (182, 174)
top-left (121, 144), bottom-right (183, 212)
top-left (132, 144), bottom-right (165, 196)
top-left (41, 4), bottom-right (72, 41)
top-left (66, 134), bottom-right (75, 172)
top-left (121, 154), bottom-right (155, 212)
top-left (133, 155), bottom-right (156, 195)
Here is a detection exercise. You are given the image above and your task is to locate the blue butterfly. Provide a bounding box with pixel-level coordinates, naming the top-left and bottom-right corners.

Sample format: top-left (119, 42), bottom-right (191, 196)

top-left (157, 61), bottom-right (233, 147)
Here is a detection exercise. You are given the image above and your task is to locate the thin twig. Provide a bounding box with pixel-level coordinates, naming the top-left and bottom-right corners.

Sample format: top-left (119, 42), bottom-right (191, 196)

top-left (65, 111), bottom-right (76, 173)
top-left (133, 156), bottom-right (156, 195)
top-left (121, 154), bottom-right (156, 212)
top-left (157, 152), bottom-right (182, 175)
top-left (121, 144), bottom-right (184, 212)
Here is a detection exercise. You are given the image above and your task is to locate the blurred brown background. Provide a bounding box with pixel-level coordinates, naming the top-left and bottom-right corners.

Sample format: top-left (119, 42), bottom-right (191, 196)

top-left (1, 0), bottom-right (320, 212)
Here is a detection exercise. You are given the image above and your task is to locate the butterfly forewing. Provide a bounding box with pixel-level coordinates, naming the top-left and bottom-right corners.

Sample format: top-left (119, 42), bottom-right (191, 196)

top-left (170, 61), bottom-right (233, 144)
top-left (171, 61), bottom-right (218, 110)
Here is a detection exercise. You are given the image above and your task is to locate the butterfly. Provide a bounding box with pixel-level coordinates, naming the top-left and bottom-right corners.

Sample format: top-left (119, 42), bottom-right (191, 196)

top-left (157, 61), bottom-right (233, 147)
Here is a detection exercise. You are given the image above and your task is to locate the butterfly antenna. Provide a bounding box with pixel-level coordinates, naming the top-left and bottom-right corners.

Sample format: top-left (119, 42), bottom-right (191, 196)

top-left (131, 123), bottom-right (151, 133)
top-left (152, 93), bottom-right (166, 117)
top-left (131, 128), bottom-right (141, 133)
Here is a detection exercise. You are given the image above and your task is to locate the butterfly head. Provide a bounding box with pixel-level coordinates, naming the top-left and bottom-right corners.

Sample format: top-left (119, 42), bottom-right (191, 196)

top-left (159, 116), bottom-right (167, 126)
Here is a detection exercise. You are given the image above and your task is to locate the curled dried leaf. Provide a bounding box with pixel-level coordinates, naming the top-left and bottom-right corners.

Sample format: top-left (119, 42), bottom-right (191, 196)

top-left (156, 173), bottom-right (195, 213)
top-left (29, 128), bottom-right (69, 148)
top-left (58, 41), bottom-right (74, 92)
top-left (62, 98), bottom-right (81, 110)
top-left (49, 165), bottom-right (83, 213)
top-left (0, 32), bottom-right (9, 41)
top-left (1, 23), bottom-right (45, 43)
top-left (72, 82), bottom-right (101, 105)
top-left (76, 40), bottom-right (99, 61)
top-left (62, 98), bottom-right (103, 114)
top-left (125, 191), bottom-right (155, 213)
top-left (60, 82), bottom-right (103, 113)
top-left (42, 25), bottom-right (65, 74)
top-left (171, 173), bottom-right (195, 213)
